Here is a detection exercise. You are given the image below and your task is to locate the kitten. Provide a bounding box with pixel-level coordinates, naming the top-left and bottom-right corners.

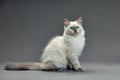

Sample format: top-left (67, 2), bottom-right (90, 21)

top-left (5, 17), bottom-right (85, 71)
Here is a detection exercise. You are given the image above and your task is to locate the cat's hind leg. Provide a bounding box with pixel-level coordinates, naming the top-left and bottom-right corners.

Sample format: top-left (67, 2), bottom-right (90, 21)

top-left (41, 62), bottom-right (67, 71)
top-left (41, 61), bottom-right (59, 71)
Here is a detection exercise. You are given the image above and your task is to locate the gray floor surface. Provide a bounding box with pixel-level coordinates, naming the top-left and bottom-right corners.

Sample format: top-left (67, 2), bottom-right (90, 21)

top-left (0, 62), bottom-right (120, 80)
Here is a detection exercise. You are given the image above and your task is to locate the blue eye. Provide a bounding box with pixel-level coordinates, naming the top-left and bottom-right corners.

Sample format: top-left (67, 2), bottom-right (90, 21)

top-left (70, 27), bottom-right (73, 29)
top-left (76, 26), bottom-right (79, 28)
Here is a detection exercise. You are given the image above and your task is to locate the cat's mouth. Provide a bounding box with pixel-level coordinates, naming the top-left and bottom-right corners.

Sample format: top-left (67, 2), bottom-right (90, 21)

top-left (66, 28), bottom-right (82, 36)
top-left (74, 30), bottom-right (77, 33)
top-left (69, 30), bottom-right (80, 35)
top-left (73, 29), bottom-right (82, 34)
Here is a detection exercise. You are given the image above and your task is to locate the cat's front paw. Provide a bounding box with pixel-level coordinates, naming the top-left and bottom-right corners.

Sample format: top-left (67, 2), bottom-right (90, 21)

top-left (57, 68), bottom-right (66, 72)
top-left (75, 67), bottom-right (85, 72)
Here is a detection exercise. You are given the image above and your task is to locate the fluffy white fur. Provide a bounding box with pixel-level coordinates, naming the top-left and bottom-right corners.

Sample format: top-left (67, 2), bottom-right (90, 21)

top-left (5, 17), bottom-right (85, 71)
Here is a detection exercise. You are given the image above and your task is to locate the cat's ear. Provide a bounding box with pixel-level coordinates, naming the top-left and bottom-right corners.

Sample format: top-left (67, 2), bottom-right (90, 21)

top-left (64, 18), bottom-right (70, 27)
top-left (77, 17), bottom-right (82, 25)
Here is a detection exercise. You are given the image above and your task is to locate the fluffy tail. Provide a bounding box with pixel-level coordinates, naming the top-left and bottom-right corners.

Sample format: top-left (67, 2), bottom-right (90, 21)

top-left (5, 62), bottom-right (43, 70)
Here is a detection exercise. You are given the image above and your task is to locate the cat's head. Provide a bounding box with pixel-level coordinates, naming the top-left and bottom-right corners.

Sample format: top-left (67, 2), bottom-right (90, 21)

top-left (64, 17), bottom-right (83, 36)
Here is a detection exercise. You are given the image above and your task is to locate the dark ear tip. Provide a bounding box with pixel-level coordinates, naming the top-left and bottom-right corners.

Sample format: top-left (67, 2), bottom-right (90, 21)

top-left (78, 16), bottom-right (83, 21)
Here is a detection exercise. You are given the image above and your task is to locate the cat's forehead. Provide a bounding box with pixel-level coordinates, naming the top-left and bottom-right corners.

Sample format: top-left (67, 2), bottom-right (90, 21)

top-left (69, 21), bottom-right (79, 26)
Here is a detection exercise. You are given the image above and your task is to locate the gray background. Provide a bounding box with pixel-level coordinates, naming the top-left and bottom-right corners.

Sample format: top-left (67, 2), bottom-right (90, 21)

top-left (0, 0), bottom-right (120, 63)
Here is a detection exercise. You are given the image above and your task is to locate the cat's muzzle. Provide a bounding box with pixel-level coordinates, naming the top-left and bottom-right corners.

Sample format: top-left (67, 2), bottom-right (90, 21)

top-left (74, 30), bottom-right (77, 33)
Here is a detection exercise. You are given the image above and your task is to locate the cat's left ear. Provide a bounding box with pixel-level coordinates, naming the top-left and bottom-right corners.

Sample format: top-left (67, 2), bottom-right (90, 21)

top-left (77, 17), bottom-right (82, 25)
top-left (64, 18), bottom-right (70, 27)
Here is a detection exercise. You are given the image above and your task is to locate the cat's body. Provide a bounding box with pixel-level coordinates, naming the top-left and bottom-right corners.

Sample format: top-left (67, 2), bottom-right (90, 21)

top-left (5, 17), bottom-right (85, 71)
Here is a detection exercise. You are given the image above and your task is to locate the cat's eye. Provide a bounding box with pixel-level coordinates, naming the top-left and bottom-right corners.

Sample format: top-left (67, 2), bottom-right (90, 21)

top-left (76, 26), bottom-right (79, 28)
top-left (70, 27), bottom-right (73, 29)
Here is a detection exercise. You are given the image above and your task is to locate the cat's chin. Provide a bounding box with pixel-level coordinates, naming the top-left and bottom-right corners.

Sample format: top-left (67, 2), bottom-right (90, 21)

top-left (68, 32), bottom-right (80, 36)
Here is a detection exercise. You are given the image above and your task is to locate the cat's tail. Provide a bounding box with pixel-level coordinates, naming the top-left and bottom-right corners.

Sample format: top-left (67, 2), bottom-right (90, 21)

top-left (4, 62), bottom-right (44, 70)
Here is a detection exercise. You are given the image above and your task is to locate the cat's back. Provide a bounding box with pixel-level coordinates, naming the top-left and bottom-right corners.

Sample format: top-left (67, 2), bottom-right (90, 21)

top-left (44, 36), bottom-right (65, 50)
top-left (42, 36), bottom-right (65, 61)
top-left (50, 36), bottom-right (64, 43)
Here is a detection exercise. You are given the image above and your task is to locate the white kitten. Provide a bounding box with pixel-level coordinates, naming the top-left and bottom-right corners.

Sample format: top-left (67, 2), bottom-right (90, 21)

top-left (5, 17), bottom-right (85, 71)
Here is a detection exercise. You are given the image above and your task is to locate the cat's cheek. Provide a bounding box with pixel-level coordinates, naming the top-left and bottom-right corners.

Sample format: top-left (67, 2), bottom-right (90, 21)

top-left (66, 30), bottom-right (72, 35)
top-left (78, 29), bottom-right (82, 33)
top-left (70, 30), bottom-right (74, 34)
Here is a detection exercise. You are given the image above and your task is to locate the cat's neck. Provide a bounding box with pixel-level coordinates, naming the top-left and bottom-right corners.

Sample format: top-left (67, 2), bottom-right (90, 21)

top-left (63, 31), bottom-right (85, 43)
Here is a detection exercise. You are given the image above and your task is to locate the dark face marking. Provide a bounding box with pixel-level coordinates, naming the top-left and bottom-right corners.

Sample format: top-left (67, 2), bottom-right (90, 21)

top-left (70, 26), bottom-right (79, 33)
top-left (70, 26), bottom-right (79, 29)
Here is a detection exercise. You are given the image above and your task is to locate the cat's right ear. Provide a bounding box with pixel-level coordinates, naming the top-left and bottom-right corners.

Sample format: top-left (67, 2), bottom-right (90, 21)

top-left (64, 18), bottom-right (70, 27)
top-left (77, 17), bottom-right (82, 25)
